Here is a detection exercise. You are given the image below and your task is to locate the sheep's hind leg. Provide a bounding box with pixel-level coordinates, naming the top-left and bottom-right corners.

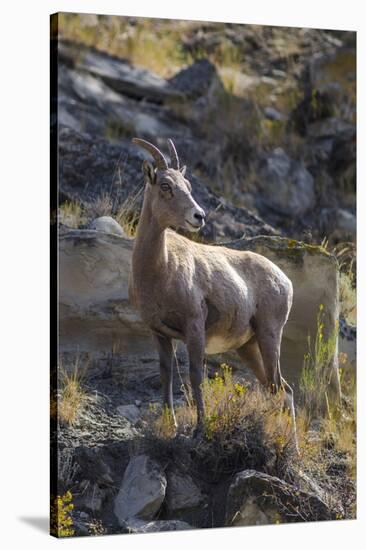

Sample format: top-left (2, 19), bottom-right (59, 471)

top-left (255, 325), bottom-right (299, 454)
top-left (154, 334), bottom-right (177, 428)
top-left (280, 372), bottom-right (298, 452)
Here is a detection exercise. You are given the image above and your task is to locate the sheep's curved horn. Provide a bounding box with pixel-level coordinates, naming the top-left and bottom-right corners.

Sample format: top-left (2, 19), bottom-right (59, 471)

top-left (132, 138), bottom-right (168, 171)
top-left (167, 138), bottom-right (179, 170)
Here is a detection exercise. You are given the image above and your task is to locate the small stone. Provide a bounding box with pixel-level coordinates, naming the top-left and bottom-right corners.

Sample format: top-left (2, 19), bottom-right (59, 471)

top-left (116, 404), bottom-right (141, 425)
top-left (264, 106), bottom-right (285, 121)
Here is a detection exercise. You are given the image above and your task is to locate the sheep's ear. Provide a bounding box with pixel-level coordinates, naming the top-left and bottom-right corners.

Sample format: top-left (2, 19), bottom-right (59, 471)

top-left (142, 160), bottom-right (156, 185)
top-left (180, 165), bottom-right (187, 176)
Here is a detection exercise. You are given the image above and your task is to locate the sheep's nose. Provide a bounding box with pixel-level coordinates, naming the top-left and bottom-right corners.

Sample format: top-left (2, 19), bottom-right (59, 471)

top-left (194, 212), bottom-right (206, 223)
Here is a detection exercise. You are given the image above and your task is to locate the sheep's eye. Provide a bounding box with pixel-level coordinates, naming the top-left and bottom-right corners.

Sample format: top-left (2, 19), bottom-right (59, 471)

top-left (160, 182), bottom-right (172, 193)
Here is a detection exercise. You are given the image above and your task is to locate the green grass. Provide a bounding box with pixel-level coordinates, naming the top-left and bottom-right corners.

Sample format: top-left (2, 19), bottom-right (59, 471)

top-left (300, 304), bottom-right (338, 422)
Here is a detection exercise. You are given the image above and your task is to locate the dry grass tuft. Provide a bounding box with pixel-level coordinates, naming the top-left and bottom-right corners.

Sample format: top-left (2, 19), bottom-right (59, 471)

top-left (55, 357), bottom-right (89, 426)
top-left (59, 201), bottom-right (86, 228)
top-left (59, 185), bottom-right (143, 238)
top-left (58, 14), bottom-right (189, 78)
top-left (115, 187), bottom-right (143, 237)
top-left (87, 192), bottom-right (114, 220)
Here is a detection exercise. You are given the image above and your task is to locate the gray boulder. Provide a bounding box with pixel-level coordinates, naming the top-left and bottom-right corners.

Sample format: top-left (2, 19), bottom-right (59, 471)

top-left (59, 40), bottom-right (184, 104)
top-left (166, 469), bottom-right (205, 512)
top-left (58, 229), bottom-right (145, 357)
top-left (256, 148), bottom-right (315, 216)
top-left (225, 469), bottom-right (332, 526)
top-left (58, 64), bottom-right (190, 140)
top-left (169, 59), bottom-right (224, 99)
top-left (114, 455), bottom-right (167, 525)
top-left (320, 208), bottom-right (356, 241)
top-left (89, 216), bottom-right (126, 236)
top-left (116, 404), bottom-right (141, 425)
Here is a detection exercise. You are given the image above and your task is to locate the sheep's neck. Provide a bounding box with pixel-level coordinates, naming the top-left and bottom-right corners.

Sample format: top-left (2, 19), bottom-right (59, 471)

top-left (132, 198), bottom-right (168, 285)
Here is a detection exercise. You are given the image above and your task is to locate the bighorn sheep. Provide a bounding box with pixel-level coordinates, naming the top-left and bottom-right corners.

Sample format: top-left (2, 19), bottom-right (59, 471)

top-left (129, 137), bottom-right (297, 446)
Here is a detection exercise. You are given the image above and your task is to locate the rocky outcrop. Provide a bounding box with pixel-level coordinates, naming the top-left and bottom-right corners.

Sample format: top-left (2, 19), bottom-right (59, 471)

top-left (57, 126), bottom-right (277, 241)
top-left (114, 455), bottom-right (167, 525)
top-left (58, 229), bottom-right (146, 356)
top-left (225, 470), bottom-right (332, 526)
top-left (55, 28), bottom-right (355, 243)
top-left (59, 40), bottom-right (184, 104)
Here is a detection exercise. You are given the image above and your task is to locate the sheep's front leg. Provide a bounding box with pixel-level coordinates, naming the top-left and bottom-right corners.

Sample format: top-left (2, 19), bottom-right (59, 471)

top-left (154, 334), bottom-right (177, 428)
top-left (186, 321), bottom-right (206, 437)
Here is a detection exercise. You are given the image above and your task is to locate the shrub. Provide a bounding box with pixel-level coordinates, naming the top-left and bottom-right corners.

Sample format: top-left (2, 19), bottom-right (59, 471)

top-left (145, 364), bottom-right (296, 480)
top-left (50, 491), bottom-right (75, 537)
top-left (300, 304), bottom-right (338, 422)
top-left (202, 363), bottom-right (248, 439)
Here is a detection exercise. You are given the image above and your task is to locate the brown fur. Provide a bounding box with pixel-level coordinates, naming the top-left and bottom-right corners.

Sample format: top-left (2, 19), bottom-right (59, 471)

top-left (129, 139), bottom-right (298, 448)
